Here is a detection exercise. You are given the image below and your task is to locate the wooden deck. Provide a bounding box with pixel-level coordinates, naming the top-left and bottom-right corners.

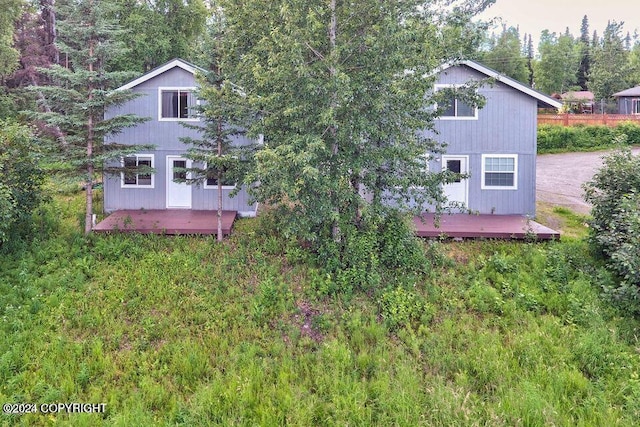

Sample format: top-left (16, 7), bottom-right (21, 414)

top-left (413, 213), bottom-right (560, 240)
top-left (94, 210), bottom-right (237, 235)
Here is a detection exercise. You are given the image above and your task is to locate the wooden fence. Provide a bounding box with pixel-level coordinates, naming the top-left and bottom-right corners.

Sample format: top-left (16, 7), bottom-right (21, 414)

top-left (538, 114), bottom-right (640, 127)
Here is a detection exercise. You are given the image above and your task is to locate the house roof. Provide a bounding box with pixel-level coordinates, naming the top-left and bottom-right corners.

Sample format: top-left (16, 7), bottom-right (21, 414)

top-left (613, 86), bottom-right (640, 97)
top-left (116, 58), bottom-right (207, 91)
top-left (561, 91), bottom-right (594, 101)
top-left (437, 60), bottom-right (562, 109)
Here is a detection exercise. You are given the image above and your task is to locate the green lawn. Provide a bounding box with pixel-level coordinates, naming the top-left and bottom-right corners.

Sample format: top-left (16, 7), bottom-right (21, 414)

top-left (1, 192), bottom-right (639, 426)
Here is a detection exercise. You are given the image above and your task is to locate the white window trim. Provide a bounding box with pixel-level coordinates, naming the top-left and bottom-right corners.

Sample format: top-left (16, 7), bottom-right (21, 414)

top-left (158, 87), bottom-right (199, 122)
top-left (632, 98), bottom-right (640, 115)
top-left (441, 154), bottom-right (469, 206)
top-left (481, 154), bottom-right (518, 190)
top-left (434, 84), bottom-right (479, 121)
top-left (121, 154), bottom-right (155, 188)
top-left (203, 162), bottom-right (237, 190)
top-left (204, 178), bottom-right (237, 191)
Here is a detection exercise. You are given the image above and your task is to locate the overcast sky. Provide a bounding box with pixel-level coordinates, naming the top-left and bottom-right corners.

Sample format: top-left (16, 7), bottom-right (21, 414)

top-left (477, 0), bottom-right (640, 47)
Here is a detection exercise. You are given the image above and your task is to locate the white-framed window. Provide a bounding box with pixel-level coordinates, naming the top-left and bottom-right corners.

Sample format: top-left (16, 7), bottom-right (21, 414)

top-left (158, 87), bottom-right (198, 121)
top-left (203, 163), bottom-right (237, 190)
top-left (204, 176), bottom-right (237, 190)
top-left (632, 99), bottom-right (640, 115)
top-left (434, 84), bottom-right (478, 120)
top-left (121, 154), bottom-right (154, 188)
top-left (481, 154), bottom-right (517, 190)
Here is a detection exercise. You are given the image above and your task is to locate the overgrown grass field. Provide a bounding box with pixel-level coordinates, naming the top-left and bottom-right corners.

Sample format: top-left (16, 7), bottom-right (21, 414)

top-left (1, 191), bottom-right (640, 426)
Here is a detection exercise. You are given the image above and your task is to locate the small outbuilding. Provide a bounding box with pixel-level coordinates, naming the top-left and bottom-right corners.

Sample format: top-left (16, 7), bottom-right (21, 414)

top-left (560, 91), bottom-right (594, 114)
top-left (613, 86), bottom-right (640, 115)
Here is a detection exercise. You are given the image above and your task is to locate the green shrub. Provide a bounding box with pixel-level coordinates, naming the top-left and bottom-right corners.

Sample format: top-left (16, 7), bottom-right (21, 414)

top-left (379, 286), bottom-right (433, 330)
top-left (584, 148), bottom-right (640, 313)
top-left (0, 120), bottom-right (46, 245)
top-left (316, 210), bottom-right (430, 293)
top-left (378, 211), bottom-right (429, 274)
top-left (537, 122), bottom-right (640, 153)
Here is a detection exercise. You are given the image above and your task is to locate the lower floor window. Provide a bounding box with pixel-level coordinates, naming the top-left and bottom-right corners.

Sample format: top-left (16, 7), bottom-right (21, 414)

top-left (482, 154), bottom-right (517, 190)
top-left (122, 155), bottom-right (154, 187)
top-left (205, 176), bottom-right (236, 189)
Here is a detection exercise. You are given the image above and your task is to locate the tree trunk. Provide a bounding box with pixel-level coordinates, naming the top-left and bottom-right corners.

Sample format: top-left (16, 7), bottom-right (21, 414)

top-left (85, 38), bottom-right (94, 235)
top-left (217, 119), bottom-right (223, 242)
top-left (329, 0), bottom-right (340, 242)
top-left (40, 0), bottom-right (59, 65)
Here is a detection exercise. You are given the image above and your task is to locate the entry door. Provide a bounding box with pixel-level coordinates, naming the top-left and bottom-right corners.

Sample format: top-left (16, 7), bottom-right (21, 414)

top-left (166, 156), bottom-right (192, 208)
top-left (442, 155), bottom-right (469, 206)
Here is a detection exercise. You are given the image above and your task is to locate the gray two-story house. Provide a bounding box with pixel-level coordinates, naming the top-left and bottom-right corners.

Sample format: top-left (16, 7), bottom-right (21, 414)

top-left (103, 59), bottom-right (258, 217)
top-left (429, 60), bottom-right (561, 217)
top-left (102, 58), bottom-right (559, 222)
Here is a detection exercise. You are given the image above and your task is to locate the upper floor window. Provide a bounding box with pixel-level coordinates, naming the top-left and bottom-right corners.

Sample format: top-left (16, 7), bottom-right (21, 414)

top-left (435, 84), bottom-right (478, 120)
top-left (159, 87), bottom-right (197, 121)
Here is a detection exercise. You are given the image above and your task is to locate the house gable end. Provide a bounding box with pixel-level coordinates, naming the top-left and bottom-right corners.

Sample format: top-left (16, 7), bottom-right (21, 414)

top-left (437, 60), bottom-right (561, 109)
top-left (116, 59), bottom-right (205, 91)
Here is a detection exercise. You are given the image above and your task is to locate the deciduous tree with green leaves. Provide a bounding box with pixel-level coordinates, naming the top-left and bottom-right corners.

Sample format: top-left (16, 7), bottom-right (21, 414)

top-left (0, 0), bottom-right (24, 118)
top-left (535, 29), bottom-right (581, 95)
top-left (0, 120), bottom-right (45, 245)
top-left (0, 0), bottom-right (22, 77)
top-left (480, 25), bottom-right (528, 83)
top-left (109, 0), bottom-right (208, 73)
top-left (26, 0), bottom-right (150, 234)
top-left (219, 0), bottom-right (490, 285)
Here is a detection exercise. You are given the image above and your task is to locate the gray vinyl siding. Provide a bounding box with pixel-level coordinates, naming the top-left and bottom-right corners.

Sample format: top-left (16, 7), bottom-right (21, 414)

top-left (103, 65), bottom-right (258, 215)
top-left (423, 65), bottom-right (538, 216)
top-left (617, 96), bottom-right (639, 114)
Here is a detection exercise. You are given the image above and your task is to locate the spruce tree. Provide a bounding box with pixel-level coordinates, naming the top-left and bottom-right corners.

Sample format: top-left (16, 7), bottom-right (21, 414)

top-left (577, 15), bottom-right (590, 90)
top-left (26, 0), bottom-right (150, 234)
top-left (180, 15), bottom-right (258, 241)
top-left (526, 34), bottom-right (534, 88)
top-left (589, 21), bottom-right (631, 104)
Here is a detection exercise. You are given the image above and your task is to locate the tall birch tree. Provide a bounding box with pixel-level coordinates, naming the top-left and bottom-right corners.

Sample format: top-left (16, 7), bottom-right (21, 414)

top-left (219, 0), bottom-right (490, 280)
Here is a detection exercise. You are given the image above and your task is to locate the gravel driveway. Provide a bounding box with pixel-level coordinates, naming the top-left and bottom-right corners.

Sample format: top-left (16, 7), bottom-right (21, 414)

top-left (536, 147), bottom-right (640, 215)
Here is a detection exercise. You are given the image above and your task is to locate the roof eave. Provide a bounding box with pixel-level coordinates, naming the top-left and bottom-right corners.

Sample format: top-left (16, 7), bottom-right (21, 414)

top-left (115, 58), bottom-right (206, 91)
top-left (438, 60), bottom-right (562, 109)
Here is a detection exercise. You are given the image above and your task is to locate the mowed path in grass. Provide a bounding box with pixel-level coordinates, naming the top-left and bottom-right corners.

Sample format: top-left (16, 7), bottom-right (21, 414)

top-left (536, 146), bottom-right (640, 215)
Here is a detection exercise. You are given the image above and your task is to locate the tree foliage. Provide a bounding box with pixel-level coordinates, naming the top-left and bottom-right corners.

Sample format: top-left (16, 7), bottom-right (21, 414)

top-left (180, 13), bottom-right (259, 241)
top-left (589, 21), bottom-right (632, 104)
top-left (219, 0), bottom-right (490, 284)
top-left (0, 0), bottom-right (24, 118)
top-left (0, 0), bottom-right (23, 78)
top-left (109, 0), bottom-right (208, 72)
top-left (576, 15), bottom-right (590, 91)
top-left (0, 120), bottom-right (45, 244)
top-left (25, 0), bottom-right (150, 234)
top-left (535, 29), bottom-right (581, 95)
top-left (480, 25), bottom-right (528, 83)
top-left (584, 144), bottom-right (640, 313)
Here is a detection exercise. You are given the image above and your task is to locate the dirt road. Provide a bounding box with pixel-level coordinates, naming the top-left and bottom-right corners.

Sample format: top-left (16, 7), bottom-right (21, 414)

top-left (536, 147), bottom-right (640, 215)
